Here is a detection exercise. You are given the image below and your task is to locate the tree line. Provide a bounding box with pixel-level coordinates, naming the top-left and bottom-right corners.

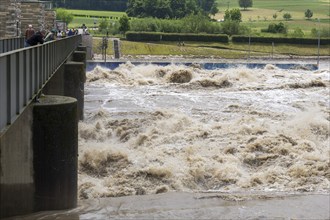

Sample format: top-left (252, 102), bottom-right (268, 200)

top-left (51, 0), bottom-right (128, 11)
top-left (50, 0), bottom-right (218, 18)
top-left (126, 0), bottom-right (218, 18)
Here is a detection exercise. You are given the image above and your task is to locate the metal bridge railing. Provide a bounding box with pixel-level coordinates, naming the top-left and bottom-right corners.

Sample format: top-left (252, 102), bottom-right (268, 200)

top-left (0, 35), bottom-right (82, 132)
top-left (0, 37), bottom-right (25, 54)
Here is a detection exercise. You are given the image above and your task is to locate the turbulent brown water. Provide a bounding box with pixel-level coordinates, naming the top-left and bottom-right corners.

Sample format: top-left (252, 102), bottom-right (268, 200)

top-left (78, 62), bottom-right (330, 200)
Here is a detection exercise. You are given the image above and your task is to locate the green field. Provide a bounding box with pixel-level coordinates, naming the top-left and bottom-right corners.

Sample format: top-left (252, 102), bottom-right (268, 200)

top-left (216, 0), bottom-right (330, 17)
top-left (70, 17), bottom-right (120, 28)
top-left (67, 9), bottom-right (126, 28)
top-left (66, 9), bottom-right (126, 17)
top-left (213, 0), bottom-right (330, 34)
top-left (68, 0), bottom-right (329, 37)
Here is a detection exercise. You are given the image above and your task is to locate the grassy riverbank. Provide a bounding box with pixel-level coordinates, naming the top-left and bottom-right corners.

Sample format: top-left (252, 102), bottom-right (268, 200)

top-left (93, 38), bottom-right (330, 59)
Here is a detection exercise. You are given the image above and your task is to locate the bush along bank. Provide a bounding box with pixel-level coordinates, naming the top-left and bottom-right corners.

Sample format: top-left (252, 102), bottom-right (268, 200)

top-left (125, 31), bottom-right (330, 45)
top-left (125, 32), bottom-right (229, 43)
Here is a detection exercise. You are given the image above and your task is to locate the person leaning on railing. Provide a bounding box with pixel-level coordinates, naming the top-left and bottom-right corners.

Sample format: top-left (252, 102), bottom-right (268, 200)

top-left (44, 29), bottom-right (56, 42)
top-left (25, 30), bottom-right (46, 47)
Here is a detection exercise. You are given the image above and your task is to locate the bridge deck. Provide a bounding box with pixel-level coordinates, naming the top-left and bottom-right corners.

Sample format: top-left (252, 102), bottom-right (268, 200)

top-left (0, 35), bottom-right (82, 133)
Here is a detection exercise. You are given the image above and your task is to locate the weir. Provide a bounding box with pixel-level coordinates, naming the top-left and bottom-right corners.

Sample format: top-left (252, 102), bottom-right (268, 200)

top-left (86, 60), bottom-right (319, 72)
top-left (0, 35), bottom-right (86, 218)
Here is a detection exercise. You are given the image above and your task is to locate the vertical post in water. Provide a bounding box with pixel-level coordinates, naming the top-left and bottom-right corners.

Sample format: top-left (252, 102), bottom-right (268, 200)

top-left (248, 27), bottom-right (251, 62)
top-left (33, 95), bottom-right (78, 211)
top-left (272, 42), bottom-right (274, 59)
top-left (105, 37), bottom-right (107, 63)
top-left (317, 18), bottom-right (320, 69)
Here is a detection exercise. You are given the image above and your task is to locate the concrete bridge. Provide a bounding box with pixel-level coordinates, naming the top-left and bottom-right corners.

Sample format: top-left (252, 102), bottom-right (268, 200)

top-left (0, 35), bottom-right (86, 218)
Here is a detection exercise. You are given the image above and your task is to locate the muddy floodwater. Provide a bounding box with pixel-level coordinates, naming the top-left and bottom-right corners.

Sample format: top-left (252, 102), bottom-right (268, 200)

top-left (8, 60), bottom-right (330, 219)
top-left (79, 62), bottom-right (329, 197)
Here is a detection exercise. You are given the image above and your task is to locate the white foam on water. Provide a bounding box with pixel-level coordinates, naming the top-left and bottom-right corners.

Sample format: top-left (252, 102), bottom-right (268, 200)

top-left (79, 62), bottom-right (330, 199)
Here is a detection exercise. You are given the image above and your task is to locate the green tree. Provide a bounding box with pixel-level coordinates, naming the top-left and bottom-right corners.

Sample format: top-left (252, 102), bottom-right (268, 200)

top-left (266, 22), bottom-right (287, 34)
top-left (221, 20), bottom-right (248, 35)
top-left (305, 9), bottom-right (313, 20)
top-left (155, 0), bottom-right (172, 19)
top-left (210, 3), bottom-right (219, 16)
top-left (126, 0), bottom-right (146, 17)
top-left (56, 8), bottom-right (74, 25)
top-left (238, 0), bottom-right (252, 10)
top-left (224, 9), bottom-right (231, 21)
top-left (291, 28), bottom-right (304, 37)
top-left (126, 0), bottom-right (218, 19)
top-left (53, 0), bottom-right (128, 11)
top-left (182, 12), bottom-right (210, 33)
top-left (186, 0), bottom-right (199, 14)
top-left (198, 0), bottom-right (217, 13)
top-left (144, 0), bottom-right (155, 16)
top-left (108, 21), bottom-right (120, 35)
top-left (119, 15), bottom-right (130, 33)
top-left (170, 0), bottom-right (186, 18)
top-left (311, 27), bottom-right (330, 37)
top-left (283, 13), bottom-right (292, 21)
top-left (99, 18), bottom-right (109, 32)
top-left (224, 8), bottom-right (242, 22)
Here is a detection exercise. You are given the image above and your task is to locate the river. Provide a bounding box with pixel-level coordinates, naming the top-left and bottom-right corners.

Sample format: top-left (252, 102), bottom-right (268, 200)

top-left (8, 60), bottom-right (330, 219)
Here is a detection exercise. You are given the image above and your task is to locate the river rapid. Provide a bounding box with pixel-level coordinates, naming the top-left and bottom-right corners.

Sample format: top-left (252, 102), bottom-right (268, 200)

top-left (7, 61), bottom-right (330, 220)
top-left (78, 61), bottom-right (330, 199)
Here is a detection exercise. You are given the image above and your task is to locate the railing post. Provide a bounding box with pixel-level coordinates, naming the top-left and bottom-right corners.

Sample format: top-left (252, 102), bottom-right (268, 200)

top-left (9, 53), bottom-right (18, 122)
top-left (0, 56), bottom-right (8, 129)
top-left (18, 51), bottom-right (25, 111)
top-left (31, 49), bottom-right (37, 95)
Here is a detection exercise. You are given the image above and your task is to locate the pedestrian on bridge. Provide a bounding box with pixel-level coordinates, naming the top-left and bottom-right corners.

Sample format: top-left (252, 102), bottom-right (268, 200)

top-left (25, 30), bottom-right (45, 47)
top-left (25, 24), bottom-right (35, 40)
top-left (44, 29), bottom-right (56, 42)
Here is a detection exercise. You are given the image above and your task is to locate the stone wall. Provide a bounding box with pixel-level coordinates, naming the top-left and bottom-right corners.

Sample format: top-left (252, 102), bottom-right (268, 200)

top-left (0, 0), bottom-right (21, 39)
top-left (0, 0), bottom-right (55, 39)
top-left (45, 9), bottom-right (56, 31)
top-left (20, 1), bottom-right (44, 32)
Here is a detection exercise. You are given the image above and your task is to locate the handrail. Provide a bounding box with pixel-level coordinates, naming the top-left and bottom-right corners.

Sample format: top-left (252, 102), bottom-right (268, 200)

top-left (0, 37), bottom-right (25, 53)
top-left (0, 35), bottom-right (82, 133)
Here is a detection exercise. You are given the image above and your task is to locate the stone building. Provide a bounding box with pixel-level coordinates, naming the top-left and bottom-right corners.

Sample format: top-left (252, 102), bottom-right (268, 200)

top-left (0, 0), bottom-right (21, 38)
top-left (0, 0), bottom-right (55, 39)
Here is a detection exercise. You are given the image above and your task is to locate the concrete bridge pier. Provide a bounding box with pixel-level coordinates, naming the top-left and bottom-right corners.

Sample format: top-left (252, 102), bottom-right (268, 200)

top-left (64, 61), bottom-right (85, 120)
top-left (65, 48), bottom-right (86, 120)
top-left (43, 47), bottom-right (86, 120)
top-left (0, 95), bottom-right (78, 218)
top-left (73, 47), bottom-right (87, 67)
top-left (0, 35), bottom-right (83, 218)
top-left (33, 95), bottom-right (78, 211)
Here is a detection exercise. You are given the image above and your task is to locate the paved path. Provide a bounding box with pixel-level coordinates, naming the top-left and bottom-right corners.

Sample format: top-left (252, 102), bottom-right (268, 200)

top-left (6, 192), bottom-right (330, 219)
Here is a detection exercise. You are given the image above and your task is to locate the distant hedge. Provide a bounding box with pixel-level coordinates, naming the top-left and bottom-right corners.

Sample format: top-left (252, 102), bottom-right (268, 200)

top-left (232, 35), bottom-right (330, 45)
top-left (126, 32), bottom-right (229, 43)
